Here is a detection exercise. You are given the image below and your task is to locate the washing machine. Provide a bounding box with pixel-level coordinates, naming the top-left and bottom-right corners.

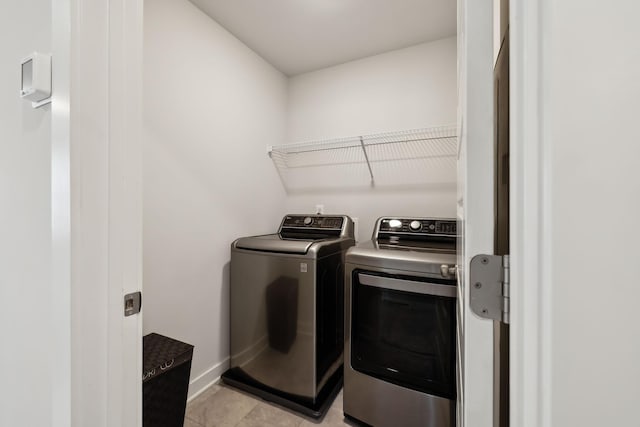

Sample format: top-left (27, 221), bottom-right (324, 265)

top-left (344, 217), bottom-right (458, 427)
top-left (222, 214), bottom-right (355, 418)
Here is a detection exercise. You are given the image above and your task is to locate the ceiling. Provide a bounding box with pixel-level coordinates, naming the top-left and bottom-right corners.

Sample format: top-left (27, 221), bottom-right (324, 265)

top-left (188, 0), bottom-right (457, 76)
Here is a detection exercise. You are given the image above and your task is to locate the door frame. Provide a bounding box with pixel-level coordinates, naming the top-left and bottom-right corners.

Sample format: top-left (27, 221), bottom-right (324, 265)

top-left (457, 0), bottom-right (496, 426)
top-left (508, 1), bottom-right (552, 426)
top-left (458, 1), bottom-right (551, 426)
top-left (51, 0), bottom-right (549, 424)
top-left (51, 0), bottom-right (71, 424)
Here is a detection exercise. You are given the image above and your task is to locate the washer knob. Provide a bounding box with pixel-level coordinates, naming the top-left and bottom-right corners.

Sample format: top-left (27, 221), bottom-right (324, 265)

top-left (410, 220), bottom-right (422, 231)
top-left (303, 216), bottom-right (313, 225)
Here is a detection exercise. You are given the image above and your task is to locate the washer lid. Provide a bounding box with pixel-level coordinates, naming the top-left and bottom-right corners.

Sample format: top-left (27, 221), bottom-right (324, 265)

top-left (234, 234), bottom-right (316, 254)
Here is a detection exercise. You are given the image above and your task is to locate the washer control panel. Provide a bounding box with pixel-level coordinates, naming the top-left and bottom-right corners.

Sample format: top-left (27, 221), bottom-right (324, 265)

top-left (281, 215), bottom-right (344, 230)
top-left (378, 218), bottom-right (457, 236)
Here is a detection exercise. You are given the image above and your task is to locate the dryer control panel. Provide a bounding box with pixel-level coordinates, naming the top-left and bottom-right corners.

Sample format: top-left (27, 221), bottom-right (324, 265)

top-left (377, 218), bottom-right (458, 237)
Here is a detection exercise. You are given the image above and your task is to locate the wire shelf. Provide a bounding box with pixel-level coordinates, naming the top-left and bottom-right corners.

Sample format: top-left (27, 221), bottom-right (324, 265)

top-left (268, 125), bottom-right (457, 191)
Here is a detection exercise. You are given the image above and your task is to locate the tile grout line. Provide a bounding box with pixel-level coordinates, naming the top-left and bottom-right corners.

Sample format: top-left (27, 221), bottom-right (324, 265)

top-left (185, 414), bottom-right (206, 427)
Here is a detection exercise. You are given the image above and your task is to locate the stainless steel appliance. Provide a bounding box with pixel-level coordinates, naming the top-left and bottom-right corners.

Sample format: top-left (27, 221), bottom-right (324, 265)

top-left (344, 217), bottom-right (458, 427)
top-left (222, 214), bottom-right (355, 418)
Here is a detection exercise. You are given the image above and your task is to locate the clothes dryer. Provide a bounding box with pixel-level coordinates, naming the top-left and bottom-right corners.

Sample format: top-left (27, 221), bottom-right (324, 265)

top-left (344, 217), bottom-right (458, 427)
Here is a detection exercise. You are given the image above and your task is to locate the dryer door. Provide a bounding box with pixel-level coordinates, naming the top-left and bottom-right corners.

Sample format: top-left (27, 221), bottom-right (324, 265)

top-left (350, 271), bottom-right (457, 399)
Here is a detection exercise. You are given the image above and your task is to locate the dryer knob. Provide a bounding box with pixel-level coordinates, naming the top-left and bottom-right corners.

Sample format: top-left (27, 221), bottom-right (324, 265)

top-left (410, 220), bottom-right (422, 231)
top-left (303, 216), bottom-right (313, 225)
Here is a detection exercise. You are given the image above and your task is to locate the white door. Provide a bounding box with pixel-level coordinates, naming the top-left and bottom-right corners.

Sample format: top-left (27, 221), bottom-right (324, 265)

top-left (67, 0), bottom-right (145, 425)
top-left (456, 0), bottom-right (497, 426)
top-left (51, 0), bottom-right (144, 425)
top-left (507, 1), bottom-right (640, 426)
top-left (458, 1), bottom-right (640, 426)
top-left (105, 0), bottom-right (144, 424)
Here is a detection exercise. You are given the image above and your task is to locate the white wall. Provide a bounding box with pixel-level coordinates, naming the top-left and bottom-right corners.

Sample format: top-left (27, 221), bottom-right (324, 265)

top-left (0, 1), bottom-right (52, 425)
top-left (285, 37), bottom-right (458, 241)
top-left (143, 0), bottom-right (288, 396)
top-left (539, 1), bottom-right (640, 425)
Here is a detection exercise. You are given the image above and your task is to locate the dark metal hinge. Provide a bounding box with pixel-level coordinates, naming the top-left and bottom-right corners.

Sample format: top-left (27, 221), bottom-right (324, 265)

top-left (469, 254), bottom-right (510, 324)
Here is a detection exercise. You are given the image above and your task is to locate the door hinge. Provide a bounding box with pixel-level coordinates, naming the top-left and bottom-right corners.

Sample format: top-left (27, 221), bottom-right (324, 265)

top-left (124, 291), bottom-right (142, 317)
top-left (469, 254), bottom-right (510, 324)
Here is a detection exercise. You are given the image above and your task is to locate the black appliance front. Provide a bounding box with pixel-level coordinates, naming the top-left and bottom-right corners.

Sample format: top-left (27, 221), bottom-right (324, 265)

top-left (316, 252), bottom-right (345, 382)
top-left (350, 270), bottom-right (457, 400)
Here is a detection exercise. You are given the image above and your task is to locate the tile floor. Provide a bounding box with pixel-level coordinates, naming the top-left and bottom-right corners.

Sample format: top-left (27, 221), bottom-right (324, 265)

top-left (185, 383), bottom-right (361, 427)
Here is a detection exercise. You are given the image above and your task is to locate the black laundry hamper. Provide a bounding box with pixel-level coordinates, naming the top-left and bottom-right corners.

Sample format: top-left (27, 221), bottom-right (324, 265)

top-left (143, 333), bottom-right (194, 427)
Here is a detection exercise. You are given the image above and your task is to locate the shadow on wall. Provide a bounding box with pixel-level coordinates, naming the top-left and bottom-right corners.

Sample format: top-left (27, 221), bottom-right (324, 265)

top-left (271, 155), bottom-right (457, 194)
top-left (21, 101), bottom-right (50, 132)
top-left (270, 127), bottom-right (458, 193)
top-left (280, 182), bottom-right (457, 196)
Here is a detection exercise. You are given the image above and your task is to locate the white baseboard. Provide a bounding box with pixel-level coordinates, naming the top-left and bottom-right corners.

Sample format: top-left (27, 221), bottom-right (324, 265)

top-left (187, 357), bottom-right (230, 401)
